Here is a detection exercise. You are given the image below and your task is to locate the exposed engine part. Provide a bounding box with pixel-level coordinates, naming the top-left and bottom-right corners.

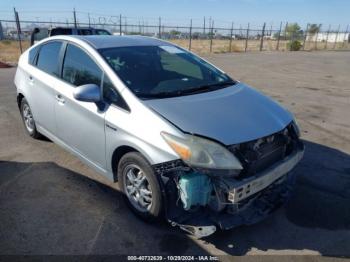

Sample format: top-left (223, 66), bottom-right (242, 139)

top-left (177, 172), bottom-right (212, 210)
top-left (208, 184), bottom-right (227, 212)
top-left (227, 122), bottom-right (299, 179)
top-left (169, 220), bottom-right (217, 238)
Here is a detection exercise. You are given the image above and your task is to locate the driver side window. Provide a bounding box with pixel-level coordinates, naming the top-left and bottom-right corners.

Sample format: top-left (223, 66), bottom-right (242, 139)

top-left (62, 44), bottom-right (102, 87)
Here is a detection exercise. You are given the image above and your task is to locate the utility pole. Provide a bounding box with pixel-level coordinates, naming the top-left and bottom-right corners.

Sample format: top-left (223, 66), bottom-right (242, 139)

top-left (158, 17), bottom-right (161, 39)
top-left (88, 13), bottom-right (91, 27)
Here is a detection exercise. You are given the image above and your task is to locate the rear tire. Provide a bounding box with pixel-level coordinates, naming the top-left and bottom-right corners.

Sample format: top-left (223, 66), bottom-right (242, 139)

top-left (20, 98), bottom-right (41, 139)
top-left (118, 152), bottom-right (163, 221)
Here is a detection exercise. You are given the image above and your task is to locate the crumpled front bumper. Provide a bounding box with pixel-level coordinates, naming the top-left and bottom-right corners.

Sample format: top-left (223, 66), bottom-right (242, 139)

top-left (166, 143), bottom-right (304, 237)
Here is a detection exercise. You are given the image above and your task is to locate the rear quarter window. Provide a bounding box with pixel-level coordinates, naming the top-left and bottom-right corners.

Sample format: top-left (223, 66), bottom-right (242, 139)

top-left (28, 46), bottom-right (39, 65)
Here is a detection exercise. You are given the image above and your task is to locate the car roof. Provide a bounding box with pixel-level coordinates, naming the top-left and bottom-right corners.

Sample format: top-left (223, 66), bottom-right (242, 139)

top-left (69, 35), bottom-right (173, 49)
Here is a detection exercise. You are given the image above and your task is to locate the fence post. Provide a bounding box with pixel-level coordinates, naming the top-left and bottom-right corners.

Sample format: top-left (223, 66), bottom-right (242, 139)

top-left (314, 24), bottom-right (321, 50)
top-left (229, 22), bottom-right (233, 52)
top-left (189, 19), bottom-right (192, 51)
top-left (276, 21), bottom-right (282, 51)
top-left (245, 23), bottom-right (249, 52)
top-left (0, 21), bottom-right (4, 40)
top-left (119, 14), bottom-right (122, 35)
top-left (302, 23), bottom-right (309, 50)
top-left (283, 22), bottom-right (289, 51)
top-left (203, 17), bottom-right (205, 34)
top-left (210, 20), bottom-right (214, 53)
top-left (13, 8), bottom-right (23, 54)
top-left (333, 24), bottom-right (340, 49)
top-left (73, 8), bottom-right (77, 28)
top-left (342, 24), bottom-right (349, 48)
top-left (325, 25), bottom-right (331, 49)
top-left (260, 22), bottom-right (266, 51)
top-left (158, 17), bottom-right (161, 39)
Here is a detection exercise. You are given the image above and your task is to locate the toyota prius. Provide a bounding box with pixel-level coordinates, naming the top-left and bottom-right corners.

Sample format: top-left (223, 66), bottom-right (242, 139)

top-left (14, 35), bottom-right (304, 237)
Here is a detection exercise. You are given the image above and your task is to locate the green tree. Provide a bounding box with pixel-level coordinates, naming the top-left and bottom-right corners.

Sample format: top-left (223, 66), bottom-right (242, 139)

top-left (308, 24), bottom-right (321, 35)
top-left (285, 23), bottom-right (303, 39)
top-left (170, 30), bottom-right (181, 36)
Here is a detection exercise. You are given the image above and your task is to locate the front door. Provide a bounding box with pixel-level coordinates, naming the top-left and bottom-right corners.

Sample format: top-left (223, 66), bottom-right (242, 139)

top-left (54, 43), bottom-right (106, 170)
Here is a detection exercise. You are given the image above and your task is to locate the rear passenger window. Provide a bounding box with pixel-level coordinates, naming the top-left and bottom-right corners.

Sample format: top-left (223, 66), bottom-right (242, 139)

top-left (62, 44), bottom-right (102, 87)
top-left (36, 42), bottom-right (62, 76)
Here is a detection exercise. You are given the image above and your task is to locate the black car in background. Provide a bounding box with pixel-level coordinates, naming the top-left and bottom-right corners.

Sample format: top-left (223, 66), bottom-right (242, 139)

top-left (30, 27), bottom-right (111, 45)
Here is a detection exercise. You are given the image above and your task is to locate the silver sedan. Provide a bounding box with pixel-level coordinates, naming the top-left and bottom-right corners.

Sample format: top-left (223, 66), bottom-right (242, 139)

top-left (14, 35), bottom-right (304, 238)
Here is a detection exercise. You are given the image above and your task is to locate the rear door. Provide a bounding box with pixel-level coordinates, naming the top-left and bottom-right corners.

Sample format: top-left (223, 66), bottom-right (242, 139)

top-left (54, 43), bottom-right (107, 170)
top-left (28, 41), bottom-right (63, 134)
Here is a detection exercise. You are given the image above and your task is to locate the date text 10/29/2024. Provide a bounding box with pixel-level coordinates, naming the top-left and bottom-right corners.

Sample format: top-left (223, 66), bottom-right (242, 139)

top-left (127, 256), bottom-right (219, 261)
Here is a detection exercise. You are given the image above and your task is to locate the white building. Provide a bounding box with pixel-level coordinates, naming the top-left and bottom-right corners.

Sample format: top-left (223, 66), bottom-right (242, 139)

top-left (306, 32), bottom-right (350, 43)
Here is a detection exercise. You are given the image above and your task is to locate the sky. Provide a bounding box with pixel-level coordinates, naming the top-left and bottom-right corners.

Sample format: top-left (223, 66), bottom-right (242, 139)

top-left (0, 0), bottom-right (349, 30)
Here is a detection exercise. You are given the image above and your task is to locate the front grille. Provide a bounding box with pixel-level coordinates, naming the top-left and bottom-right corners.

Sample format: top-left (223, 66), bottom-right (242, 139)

top-left (228, 123), bottom-right (298, 179)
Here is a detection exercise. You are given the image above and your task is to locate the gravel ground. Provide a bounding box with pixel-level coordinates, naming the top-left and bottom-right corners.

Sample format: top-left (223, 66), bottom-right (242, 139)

top-left (0, 51), bottom-right (349, 260)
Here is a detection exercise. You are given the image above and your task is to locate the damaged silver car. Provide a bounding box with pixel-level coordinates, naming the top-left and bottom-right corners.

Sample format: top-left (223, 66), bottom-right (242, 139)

top-left (15, 35), bottom-right (304, 238)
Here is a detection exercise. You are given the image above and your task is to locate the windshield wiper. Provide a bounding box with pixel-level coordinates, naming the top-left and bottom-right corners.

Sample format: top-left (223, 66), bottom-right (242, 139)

top-left (136, 80), bottom-right (237, 99)
top-left (178, 80), bottom-right (237, 95)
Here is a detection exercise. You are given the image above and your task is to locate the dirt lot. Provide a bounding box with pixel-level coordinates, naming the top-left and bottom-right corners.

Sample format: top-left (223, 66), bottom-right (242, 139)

top-left (1, 39), bottom-right (350, 64)
top-left (0, 51), bottom-right (349, 259)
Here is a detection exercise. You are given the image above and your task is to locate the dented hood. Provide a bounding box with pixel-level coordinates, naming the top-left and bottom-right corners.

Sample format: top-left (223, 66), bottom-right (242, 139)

top-left (143, 83), bottom-right (293, 145)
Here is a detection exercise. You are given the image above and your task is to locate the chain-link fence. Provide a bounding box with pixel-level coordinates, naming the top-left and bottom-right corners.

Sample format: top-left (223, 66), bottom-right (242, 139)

top-left (0, 10), bottom-right (349, 64)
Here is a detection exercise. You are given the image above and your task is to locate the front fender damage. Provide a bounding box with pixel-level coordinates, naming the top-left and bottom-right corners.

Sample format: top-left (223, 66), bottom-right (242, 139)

top-left (153, 125), bottom-right (305, 238)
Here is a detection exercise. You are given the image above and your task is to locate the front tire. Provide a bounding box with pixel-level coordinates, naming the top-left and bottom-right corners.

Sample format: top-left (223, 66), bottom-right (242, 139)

top-left (118, 152), bottom-right (163, 221)
top-left (20, 98), bottom-right (40, 139)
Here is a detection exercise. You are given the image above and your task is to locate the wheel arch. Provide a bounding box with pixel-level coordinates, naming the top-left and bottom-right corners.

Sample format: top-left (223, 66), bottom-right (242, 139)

top-left (111, 145), bottom-right (140, 182)
top-left (17, 93), bottom-right (25, 109)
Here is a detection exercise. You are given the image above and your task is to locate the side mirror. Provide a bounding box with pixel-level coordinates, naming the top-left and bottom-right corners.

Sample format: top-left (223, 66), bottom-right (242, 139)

top-left (73, 84), bottom-right (101, 103)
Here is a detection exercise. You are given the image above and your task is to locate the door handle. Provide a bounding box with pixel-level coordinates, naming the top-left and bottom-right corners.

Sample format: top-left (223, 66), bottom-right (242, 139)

top-left (55, 94), bottom-right (66, 104)
top-left (28, 75), bottom-right (34, 85)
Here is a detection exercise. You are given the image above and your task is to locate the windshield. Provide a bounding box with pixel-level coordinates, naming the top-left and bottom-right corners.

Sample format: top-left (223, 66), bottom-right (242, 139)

top-left (99, 45), bottom-right (235, 99)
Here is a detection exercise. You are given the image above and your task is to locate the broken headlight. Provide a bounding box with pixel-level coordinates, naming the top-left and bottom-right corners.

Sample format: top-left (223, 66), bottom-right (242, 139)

top-left (161, 132), bottom-right (243, 171)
